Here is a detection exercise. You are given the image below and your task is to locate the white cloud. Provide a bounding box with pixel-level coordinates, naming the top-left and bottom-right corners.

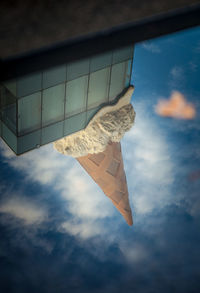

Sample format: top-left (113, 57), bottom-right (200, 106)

top-left (0, 141), bottom-right (113, 239)
top-left (170, 66), bottom-right (184, 81)
top-left (119, 240), bottom-right (150, 264)
top-left (123, 101), bottom-right (174, 216)
top-left (60, 220), bottom-right (103, 239)
top-left (141, 42), bottom-right (161, 53)
top-left (0, 197), bottom-right (47, 225)
top-left (57, 162), bottom-right (113, 220)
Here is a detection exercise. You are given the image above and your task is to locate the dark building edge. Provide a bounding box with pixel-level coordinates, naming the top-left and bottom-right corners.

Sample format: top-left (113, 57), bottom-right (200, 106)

top-left (0, 3), bottom-right (200, 82)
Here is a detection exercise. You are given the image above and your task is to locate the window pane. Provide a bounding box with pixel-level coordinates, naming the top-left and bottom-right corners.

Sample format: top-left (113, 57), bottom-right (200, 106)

top-left (109, 62), bottom-right (126, 101)
top-left (2, 104), bottom-right (16, 133)
top-left (17, 130), bottom-right (41, 155)
top-left (17, 72), bottom-right (42, 97)
top-left (88, 67), bottom-right (110, 109)
top-left (113, 46), bottom-right (133, 64)
top-left (2, 122), bottom-right (17, 153)
top-left (67, 58), bottom-right (90, 81)
top-left (90, 52), bottom-right (112, 72)
top-left (43, 65), bottom-right (66, 89)
top-left (64, 112), bottom-right (86, 136)
top-left (42, 83), bottom-right (65, 127)
top-left (65, 76), bottom-right (88, 117)
top-left (41, 121), bottom-right (64, 145)
top-left (0, 85), bottom-right (17, 133)
top-left (125, 59), bottom-right (132, 88)
top-left (3, 79), bottom-right (17, 96)
top-left (18, 92), bottom-right (41, 135)
top-left (86, 106), bottom-right (101, 126)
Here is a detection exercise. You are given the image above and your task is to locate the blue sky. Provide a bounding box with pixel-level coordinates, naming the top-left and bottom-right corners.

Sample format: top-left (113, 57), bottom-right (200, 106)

top-left (0, 26), bottom-right (200, 293)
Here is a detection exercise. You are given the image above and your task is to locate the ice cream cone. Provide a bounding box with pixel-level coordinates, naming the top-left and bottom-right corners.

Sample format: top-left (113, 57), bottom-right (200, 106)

top-left (77, 141), bottom-right (133, 225)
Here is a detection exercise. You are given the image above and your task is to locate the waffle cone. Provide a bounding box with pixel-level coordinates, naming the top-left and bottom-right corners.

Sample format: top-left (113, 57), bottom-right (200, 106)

top-left (77, 142), bottom-right (133, 225)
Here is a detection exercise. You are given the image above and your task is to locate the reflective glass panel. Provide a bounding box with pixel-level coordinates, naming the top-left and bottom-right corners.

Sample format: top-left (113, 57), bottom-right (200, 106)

top-left (17, 130), bottom-right (41, 155)
top-left (88, 67), bottom-right (110, 109)
top-left (41, 121), bottom-right (64, 145)
top-left (90, 52), bottom-right (112, 72)
top-left (42, 83), bottom-right (65, 127)
top-left (64, 112), bottom-right (86, 136)
top-left (2, 104), bottom-right (16, 133)
top-left (109, 62), bottom-right (126, 101)
top-left (3, 79), bottom-right (17, 96)
top-left (17, 72), bottom-right (42, 97)
top-left (86, 106), bottom-right (101, 126)
top-left (125, 59), bottom-right (132, 88)
top-left (2, 122), bottom-right (17, 153)
top-left (65, 76), bottom-right (88, 117)
top-left (67, 58), bottom-right (90, 81)
top-left (113, 46), bottom-right (133, 64)
top-left (0, 85), bottom-right (16, 133)
top-left (43, 65), bottom-right (66, 89)
top-left (18, 92), bottom-right (41, 135)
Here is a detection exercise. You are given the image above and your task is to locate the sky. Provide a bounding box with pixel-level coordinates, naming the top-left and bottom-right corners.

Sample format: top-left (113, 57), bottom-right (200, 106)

top-left (0, 26), bottom-right (200, 293)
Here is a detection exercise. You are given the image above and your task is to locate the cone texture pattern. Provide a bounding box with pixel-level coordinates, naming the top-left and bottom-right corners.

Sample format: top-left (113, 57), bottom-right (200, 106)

top-left (77, 142), bottom-right (133, 225)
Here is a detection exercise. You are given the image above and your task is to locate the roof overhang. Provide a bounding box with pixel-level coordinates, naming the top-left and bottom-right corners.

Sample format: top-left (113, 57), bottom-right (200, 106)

top-left (0, 0), bottom-right (200, 81)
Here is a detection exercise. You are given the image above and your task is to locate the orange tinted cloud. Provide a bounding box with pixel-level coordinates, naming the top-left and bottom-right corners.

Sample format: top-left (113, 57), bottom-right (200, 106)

top-left (155, 91), bottom-right (196, 119)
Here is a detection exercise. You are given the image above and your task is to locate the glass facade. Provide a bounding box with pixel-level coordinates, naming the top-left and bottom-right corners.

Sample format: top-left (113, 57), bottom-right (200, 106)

top-left (0, 45), bottom-right (134, 155)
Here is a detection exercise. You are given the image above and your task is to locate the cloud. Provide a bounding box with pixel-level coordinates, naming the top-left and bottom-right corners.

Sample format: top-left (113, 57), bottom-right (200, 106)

top-left (60, 219), bottom-right (103, 239)
top-left (141, 42), bottom-right (161, 53)
top-left (170, 66), bottom-right (184, 80)
top-left (155, 91), bottom-right (196, 119)
top-left (188, 61), bottom-right (198, 72)
top-left (169, 66), bottom-right (186, 89)
top-left (0, 196), bottom-right (47, 225)
top-left (0, 141), bottom-right (114, 239)
top-left (57, 162), bottom-right (113, 220)
top-left (123, 101), bottom-right (174, 216)
top-left (119, 240), bottom-right (149, 264)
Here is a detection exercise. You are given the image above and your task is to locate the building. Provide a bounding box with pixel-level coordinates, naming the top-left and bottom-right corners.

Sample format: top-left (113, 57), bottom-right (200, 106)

top-left (0, 44), bottom-right (135, 225)
top-left (0, 45), bottom-right (134, 155)
top-left (1, 1), bottom-right (199, 155)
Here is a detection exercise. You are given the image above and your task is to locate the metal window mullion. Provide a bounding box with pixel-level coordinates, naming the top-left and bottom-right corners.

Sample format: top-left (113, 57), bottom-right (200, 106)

top-left (108, 51), bottom-right (114, 102)
top-left (63, 64), bottom-right (67, 137)
top-left (106, 66), bottom-right (111, 103)
top-left (16, 97), bottom-right (18, 137)
top-left (40, 71), bottom-right (43, 146)
top-left (129, 59), bottom-right (133, 86)
top-left (85, 58), bottom-right (91, 126)
top-left (16, 77), bottom-right (19, 138)
top-left (123, 61), bottom-right (128, 89)
top-left (130, 47), bottom-right (134, 85)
